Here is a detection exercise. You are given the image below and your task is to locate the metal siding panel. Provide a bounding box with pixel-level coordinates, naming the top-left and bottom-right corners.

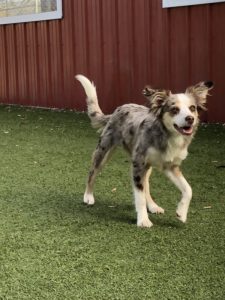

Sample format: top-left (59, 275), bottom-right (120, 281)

top-left (116, 0), bottom-right (134, 107)
top-left (101, 0), bottom-right (119, 113)
top-left (149, 0), bottom-right (170, 89)
top-left (73, 0), bottom-right (89, 111)
top-left (36, 22), bottom-right (51, 108)
top-left (5, 25), bottom-right (18, 102)
top-left (189, 6), bottom-right (211, 121)
top-left (0, 0), bottom-right (225, 122)
top-left (210, 4), bottom-right (225, 122)
top-left (49, 20), bottom-right (64, 108)
top-left (189, 6), bottom-right (210, 83)
top-left (84, 0), bottom-right (104, 110)
top-left (15, 24), bottom-right (28, 103)
top-left (85, 0), bottom-right (102, 78)
top-left (169, 7), bottom-right (190, 92)
top-left (0, 26), bottom-right (8, 102)
top-left (61, 0), bottom-right (75, 109)
top-left (26, 23), bottom-right (39, 106)
top-left (131, 0), bottom-right (150, 104)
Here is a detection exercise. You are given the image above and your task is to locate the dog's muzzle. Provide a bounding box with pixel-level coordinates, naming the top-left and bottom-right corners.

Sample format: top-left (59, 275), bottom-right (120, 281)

top-left (173, 124), bottom-right (193, 135)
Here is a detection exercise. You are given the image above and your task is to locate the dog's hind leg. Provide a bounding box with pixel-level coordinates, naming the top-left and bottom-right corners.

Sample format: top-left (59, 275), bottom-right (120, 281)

top-left (144, 167), bottom-right (165, 214)
top-left (84, 136), bottom-right (115, 205)
top-left (164, 166), bottom-right (192, 223)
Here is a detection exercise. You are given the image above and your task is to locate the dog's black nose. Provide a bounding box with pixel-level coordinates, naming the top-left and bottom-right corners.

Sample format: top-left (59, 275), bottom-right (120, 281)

top-left (185, 116), bottom-right (194, 125)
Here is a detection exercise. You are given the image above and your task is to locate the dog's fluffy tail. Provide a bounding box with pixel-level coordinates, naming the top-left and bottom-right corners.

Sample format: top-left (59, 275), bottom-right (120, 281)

top-left (76, 74), bottom-right (110, 129)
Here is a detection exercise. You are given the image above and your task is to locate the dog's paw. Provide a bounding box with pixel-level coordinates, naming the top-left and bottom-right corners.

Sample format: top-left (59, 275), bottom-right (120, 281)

top-left (148, 203), bottom-right (165, 214)
top-left (176, 204), bottom-right (187, 223)
top-left (176, 212), bottom-right (187, 223)
top-left (137, 218), bottom-right (153, 228)
top-left (83, 192), bottom-right (95, 205)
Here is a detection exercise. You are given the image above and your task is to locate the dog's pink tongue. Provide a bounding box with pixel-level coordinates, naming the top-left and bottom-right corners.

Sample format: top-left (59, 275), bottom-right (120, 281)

top-left (181, 127), bottom-right (193, 135)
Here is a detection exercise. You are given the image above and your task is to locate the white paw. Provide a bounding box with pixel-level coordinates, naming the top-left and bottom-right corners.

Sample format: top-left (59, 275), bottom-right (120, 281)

top-left (148, 203), bottom-right (165, 214)
top-left (137, 217), bottom-right (153, 228)
top-left (83, 192), bottom-right (95, 205)
top-left (176, 203), bottom-right (188, 223)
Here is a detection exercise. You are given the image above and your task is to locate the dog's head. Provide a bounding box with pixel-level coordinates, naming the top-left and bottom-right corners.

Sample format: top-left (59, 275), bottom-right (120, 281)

top-left (143, 81), bottom-right (213, 136)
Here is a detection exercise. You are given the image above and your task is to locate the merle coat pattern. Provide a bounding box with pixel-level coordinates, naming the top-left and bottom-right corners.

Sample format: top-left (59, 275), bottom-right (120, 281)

top-left (76, 75), bottom-right (213, 227)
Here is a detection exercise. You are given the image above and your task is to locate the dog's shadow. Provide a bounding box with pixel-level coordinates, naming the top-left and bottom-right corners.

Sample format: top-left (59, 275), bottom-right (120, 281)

top-left (73, 194), bottom-right (137, 225)
top-left (47, 192), bottom-right (184, 229)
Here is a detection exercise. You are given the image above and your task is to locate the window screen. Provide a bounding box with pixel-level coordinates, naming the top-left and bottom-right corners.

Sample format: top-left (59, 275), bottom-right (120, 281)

top-left (163, 0), bottom-right (225, 8)
top-left (0, 0), bottom-right (62, 24)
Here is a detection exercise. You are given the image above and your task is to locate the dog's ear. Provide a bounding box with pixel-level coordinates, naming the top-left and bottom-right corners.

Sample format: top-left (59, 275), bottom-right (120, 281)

top-left (186, 81), bottom-right (213, 111)
top-left (142, 86), bottom-right (158, 98)
top-left (143, 86), bottom-right (170, 116)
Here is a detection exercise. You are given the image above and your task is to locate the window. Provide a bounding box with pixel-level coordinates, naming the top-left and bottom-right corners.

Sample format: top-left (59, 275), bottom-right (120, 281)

top-left (0, 0), bottom-right (62, 25)
top-left (163, 0), bottom-right (225, 8)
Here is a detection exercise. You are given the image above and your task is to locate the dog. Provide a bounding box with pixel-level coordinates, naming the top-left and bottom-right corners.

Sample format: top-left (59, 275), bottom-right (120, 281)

top-left (76, 75), bottom-right (213, 227)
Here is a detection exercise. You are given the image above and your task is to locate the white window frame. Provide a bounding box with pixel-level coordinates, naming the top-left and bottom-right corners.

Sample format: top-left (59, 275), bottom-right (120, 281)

top-left (0, 0), bottom-right (62, 25)
top-left (163, 0), bottom-right (225, 8)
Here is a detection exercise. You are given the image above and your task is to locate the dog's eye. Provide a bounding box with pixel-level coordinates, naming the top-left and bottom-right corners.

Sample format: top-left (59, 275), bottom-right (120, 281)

top-left (170, 106), bottom-right (180, 115)
top-left (189, 105), bottom-right (196, 112)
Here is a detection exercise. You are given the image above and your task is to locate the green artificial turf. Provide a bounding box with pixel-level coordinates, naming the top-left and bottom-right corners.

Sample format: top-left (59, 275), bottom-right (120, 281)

top-left (0, 105), bottom-right (224, 300)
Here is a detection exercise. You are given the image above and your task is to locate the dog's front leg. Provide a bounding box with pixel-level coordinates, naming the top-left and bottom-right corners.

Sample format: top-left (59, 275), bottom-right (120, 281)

top-left (164, 166), bottom-right (192, 223)
top-left (145, 167), bottom-right (165, 214)
top-left (133, 162), bottom-right (153, 228)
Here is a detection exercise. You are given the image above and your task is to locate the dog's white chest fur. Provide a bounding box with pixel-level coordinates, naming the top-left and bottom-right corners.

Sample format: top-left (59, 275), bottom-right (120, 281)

top-left (147, 135), bottom-right (188, 168)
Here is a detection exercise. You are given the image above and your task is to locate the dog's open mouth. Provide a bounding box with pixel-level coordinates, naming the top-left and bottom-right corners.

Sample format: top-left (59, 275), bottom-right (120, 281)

top-left (174, 124), bottom-right (193, 136)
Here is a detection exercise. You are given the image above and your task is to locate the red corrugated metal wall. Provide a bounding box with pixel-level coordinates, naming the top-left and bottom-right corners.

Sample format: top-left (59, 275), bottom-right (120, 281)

top-left (0, 0), bottom-right (225, 122)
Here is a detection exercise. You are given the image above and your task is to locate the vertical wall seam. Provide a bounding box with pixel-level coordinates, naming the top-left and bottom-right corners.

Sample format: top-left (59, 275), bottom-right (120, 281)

top-left (4, 27), bottom-right (9, 100)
